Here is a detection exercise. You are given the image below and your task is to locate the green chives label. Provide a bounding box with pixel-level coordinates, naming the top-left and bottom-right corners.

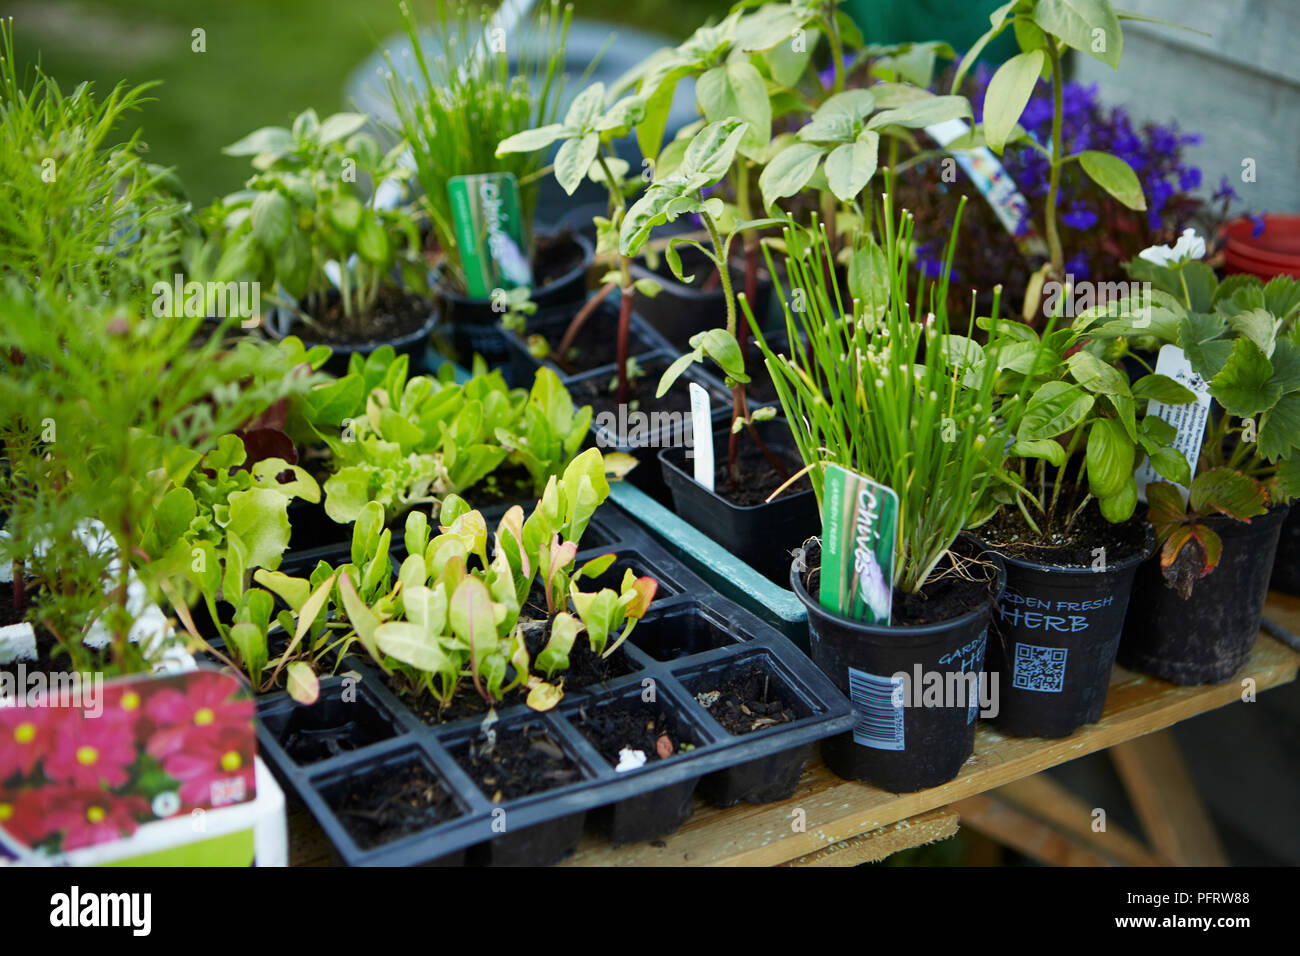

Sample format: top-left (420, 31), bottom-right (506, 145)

top-left (447, 172), bottom-right (532, 299)
top-left (819, 464), bottom-right (898, 625)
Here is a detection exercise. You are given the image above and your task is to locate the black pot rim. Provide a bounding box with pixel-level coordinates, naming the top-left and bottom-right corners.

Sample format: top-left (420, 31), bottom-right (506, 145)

top-left (970, 520), bottom-right (1157, 576)
top-left (264, 301), bottom-right (439, 356)
top-left (433, 229), bottom-right (594, 306)
top-left (1183, 501), bottom-right (1292, 537)
top-left (658, 416), bottom-right (815, 515)
top-left (790, 539), bottom-right (1007, 643)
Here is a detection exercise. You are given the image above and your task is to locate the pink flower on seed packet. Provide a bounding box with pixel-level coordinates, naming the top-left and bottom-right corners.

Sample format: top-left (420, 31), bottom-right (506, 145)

top-left (145, 671), bottom-right (252, 758)
top-left (40, 786), bottom-right (151, 851)
top-left (100, 682), bottom-right (150, 735)
top-left (0, 785), bottom-right (57, 846)
top-left (159, 724), bottom-right (255, 809)
top-left (44, 714), bottom-right (138, 789)
top-left (0, 706), bottom-right (59, 781)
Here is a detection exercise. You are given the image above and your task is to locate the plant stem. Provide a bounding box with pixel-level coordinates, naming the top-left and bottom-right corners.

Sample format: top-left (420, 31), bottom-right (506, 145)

top-left (827, 4), bottom-right (845, 95)
top-left (616, 290), bottom-right (632, 405)
top-left (12, 561), bottom-right (24, 615)
top-left (1044, 40), bottom-right (1066, 282)
top-left (597, 152), bottom-right (635, 405)
top-left (556, 280), bottom-right (614, 358)
top-left (701, 211), bottom-right (735, 336)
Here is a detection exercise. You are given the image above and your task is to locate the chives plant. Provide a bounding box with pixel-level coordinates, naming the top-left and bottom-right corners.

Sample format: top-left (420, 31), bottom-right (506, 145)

top-left (746, 197), bottom-right (1008, 594)
top-left (385, 0), bottom-right (575, 291)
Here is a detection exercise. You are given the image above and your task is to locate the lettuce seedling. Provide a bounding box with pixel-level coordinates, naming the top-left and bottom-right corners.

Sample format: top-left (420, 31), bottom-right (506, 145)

top-left (306, 346), bottom-right (591, 525)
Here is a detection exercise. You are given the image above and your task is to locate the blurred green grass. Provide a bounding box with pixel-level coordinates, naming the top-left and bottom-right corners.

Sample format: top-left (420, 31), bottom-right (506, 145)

top-left (10, 0), bottom-right (730, 205)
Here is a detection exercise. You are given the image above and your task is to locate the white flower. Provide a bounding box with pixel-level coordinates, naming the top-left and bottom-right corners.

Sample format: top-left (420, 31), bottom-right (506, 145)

top-left (1138, 228), bottom-right (1207, 268)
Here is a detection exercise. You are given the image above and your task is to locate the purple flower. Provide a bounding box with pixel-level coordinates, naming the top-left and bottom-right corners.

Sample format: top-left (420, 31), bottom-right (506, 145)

top-left (1062, 204), bottom-right (1098, 231)
top-left (1213, 176), bottom-right (1239, 204)
top-left (1065, 252), bottom-right (1091, 281)
top-left (1178, 167), bottom-right (1202, 191)
top-left (1251, 214), bottom-right (1266, 239)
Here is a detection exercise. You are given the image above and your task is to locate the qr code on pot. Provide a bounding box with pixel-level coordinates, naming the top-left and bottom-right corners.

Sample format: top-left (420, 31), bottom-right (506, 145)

top-left (1012, 643), bottom-right (1068, 693)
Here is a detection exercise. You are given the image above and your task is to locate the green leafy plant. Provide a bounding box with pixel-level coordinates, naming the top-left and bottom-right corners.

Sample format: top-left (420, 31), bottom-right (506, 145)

top-left (0, 22), bottom-right (190, 301)
top-left (143, 432), bottom-right (322, 599)
top-left (213, 108), bottom-right (422, 338)
top-left (620, 119), bottom-right (789, 481)
top-left (749, 200), bottom-right (1006, 594)
top-left (954, 0), bottom-right (1201, 316)
top-left (304, 347), bottom-right (589, 525)
top-left (497, 83), bottom-right (653, 403)
top-left (759, 84), bottom-right (970, 220)
top-left (387, 0), bottom-right (575, 291)
top-left (1103, 244), bottom-right (1300, 594)
top-left (0, 287), bottom-right (313, 674)
top-left (342, 449), bottom-right (655, 712)
top-left (973, 277), bottom-right (1199, 534)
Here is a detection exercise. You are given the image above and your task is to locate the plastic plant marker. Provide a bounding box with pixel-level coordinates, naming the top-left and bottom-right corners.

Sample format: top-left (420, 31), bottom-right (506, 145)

top-left (819, 465), bottom-right (899, 625)
top-left (1134, 345), bottom-right (1213, 503)
top-left (689, 382), bottom-right (714, 491)
top-left (447, 173), bottom-right (532, 299)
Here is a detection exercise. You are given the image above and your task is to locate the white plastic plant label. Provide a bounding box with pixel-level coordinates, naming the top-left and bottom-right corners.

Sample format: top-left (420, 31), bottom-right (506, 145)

top-left (688, 382), bottom-right (714, 492)
top-left (1135, 345), bottom-right (1212, 503)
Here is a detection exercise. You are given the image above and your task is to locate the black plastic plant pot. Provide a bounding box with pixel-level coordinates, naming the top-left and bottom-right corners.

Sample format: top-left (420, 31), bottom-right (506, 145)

top-left (260, 677), bottom-right (401, 766)
top-left (659, 417), bottom-right (818, 584)
top-left (1270, 506), bottom-right (1300, 596)
top-left (568, 682), bottom-right (710, 843)
top-left (466, 812), bottom-right (587, 867)
top-left (264, 302), bottom-right (439, 378)
top-left (502, 299), bottom-right (664, 388)
top-left (590, 779), bottom-right (700, 845)
top-left (436, 230), bottom-right (593, 368)
top-left (1119, 506), bottom-right (1291, 685)
top-left (978, 527), bottom-right (1154, 739)
top-left (628, 249), bottom-right (773, 352)
top-left (571, 355), bottom-right (731, 504)
top-left (791, 542), bottom-right (1005, 793)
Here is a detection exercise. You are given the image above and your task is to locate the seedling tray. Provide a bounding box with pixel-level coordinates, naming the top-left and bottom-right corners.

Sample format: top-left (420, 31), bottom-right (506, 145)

top-left (254, 506), bottom-right (854, 866)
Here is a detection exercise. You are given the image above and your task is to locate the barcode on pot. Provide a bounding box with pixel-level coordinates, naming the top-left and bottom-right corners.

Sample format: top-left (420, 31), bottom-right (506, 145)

top-left (847, 666), bottom-right (905, 751)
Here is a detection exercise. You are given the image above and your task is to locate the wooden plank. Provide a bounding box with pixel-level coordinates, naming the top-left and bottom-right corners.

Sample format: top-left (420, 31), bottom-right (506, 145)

top-left (1263, 591), bottom-right (1300, 650)
top-left (1110, 731), bottom-right (1229, 866)
top-left (780, 808), bottom-right (959, 867)
top-left (989, 773), bottom-right (1164, 866)
top-left (558, 629), bottom-right (1297, 866)
top-left (953, 794), bottom-right (1116, 866)
top-left (287, 799), bottom-right (335, 868)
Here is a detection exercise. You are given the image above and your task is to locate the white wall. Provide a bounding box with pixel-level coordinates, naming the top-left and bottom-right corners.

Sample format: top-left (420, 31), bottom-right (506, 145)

top-left (1073, 0), bottom-right (1300, 213)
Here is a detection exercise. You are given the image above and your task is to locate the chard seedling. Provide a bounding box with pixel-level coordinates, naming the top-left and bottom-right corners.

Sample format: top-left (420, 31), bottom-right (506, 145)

top-left (340, 449), bottom-right (657, 712)
top-left (307, 346), bottom-right (590, 524)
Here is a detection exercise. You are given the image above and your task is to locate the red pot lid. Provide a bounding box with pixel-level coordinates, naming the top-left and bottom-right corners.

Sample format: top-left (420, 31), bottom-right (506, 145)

top-left (1223, 214), bottom-right (1300, 264)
